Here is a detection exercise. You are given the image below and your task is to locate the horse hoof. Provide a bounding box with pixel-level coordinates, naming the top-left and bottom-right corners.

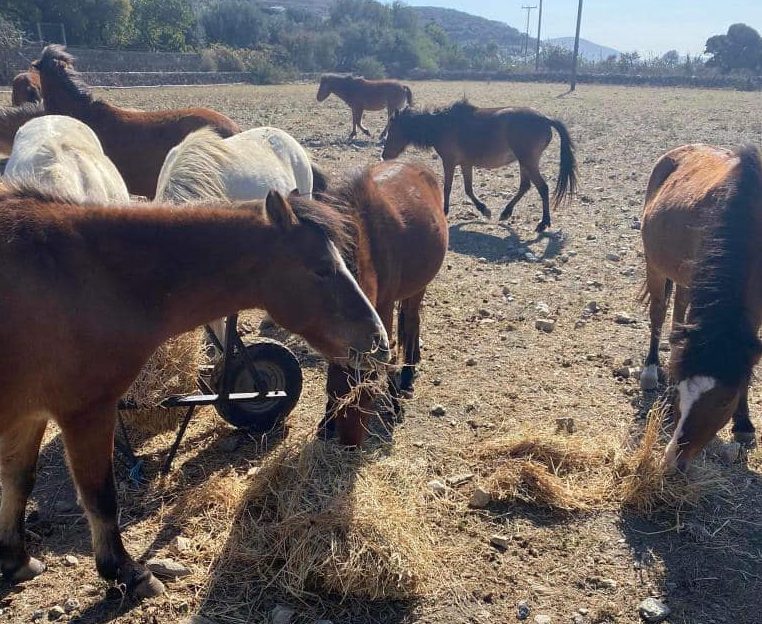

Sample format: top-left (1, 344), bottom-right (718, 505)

top-left (733, 431), bottom-right (757, 449)
top-left (132, 572), bottom-right (165, 599)
top-left (535, 221), bottom-right (550, 233)
top-left (498, 210), bottom-right (511, 221)
top-left (7, 557), bottom-right (46, 583)
top-left (481, 207), bottom-right (492, 220)
top-left (640, 365), bottom-right (659, 391)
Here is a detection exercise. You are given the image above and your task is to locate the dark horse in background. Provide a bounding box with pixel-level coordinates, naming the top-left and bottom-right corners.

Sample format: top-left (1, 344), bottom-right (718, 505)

top-left (317, 73), bottom-right (413, 141)
top-left (382, 100), bottom-right (578, 232)
top-left (640, 144), bottom-right (762, 470)
top-left (33, 45), bottom-right (241, 198)
top-left (11, 70), bottom-right (42, 106)
top-left (317, 161), bottom-right (448, 446)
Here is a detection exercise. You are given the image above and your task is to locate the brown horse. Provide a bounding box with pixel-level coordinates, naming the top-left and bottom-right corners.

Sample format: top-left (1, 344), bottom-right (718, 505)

top-left (33, 45), bottom-right (241, 198)
top-left (11, 70), bottom-right (42, 106)
top-left (0, 187), bottom-right (388, 596)
top-left (0, 102), bottom-right (46, 156)
top-left (316, 73), bottom-right (413, 140)
top-left (317, 161), bottom-right (448, 446)
top-left (640, 144), bottom-right (762, 470)
top-left (382, 100), bottom-right (578, 232)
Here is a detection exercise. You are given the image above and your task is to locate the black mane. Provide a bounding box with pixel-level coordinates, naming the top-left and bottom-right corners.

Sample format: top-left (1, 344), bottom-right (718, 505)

top-left (673, 145), bottom-right (762, 385)
top-left (33, 44), bottom-right (94, 106)
top-left (394, 98), bottom-right (477, 148)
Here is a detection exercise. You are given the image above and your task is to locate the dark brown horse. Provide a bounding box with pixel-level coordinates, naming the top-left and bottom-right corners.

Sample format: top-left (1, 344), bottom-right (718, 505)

top-left (33, 45), bottom-right (241, 198)
top-left (316, 73), bottom-right (413, 140)
top-left (382, 100), bottom-right (578, 232)
top-left (0, 102), bottom-right (46, 156)
top-left (11, 70), bottom-right (41, 106)
top-left (0, 187), bottom-right (388, 596)
top-left (640, 144), bottom-right (762, 470)
top-left (318, 161), bottom-right (448, 446)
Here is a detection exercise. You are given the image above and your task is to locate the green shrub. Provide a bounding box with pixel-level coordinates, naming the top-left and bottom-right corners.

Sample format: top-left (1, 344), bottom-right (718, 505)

top-left (353, 56), bottom-right (385, 79)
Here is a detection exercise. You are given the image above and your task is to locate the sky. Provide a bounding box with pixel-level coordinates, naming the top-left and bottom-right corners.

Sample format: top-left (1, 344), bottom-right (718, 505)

top-left (396, 1), bottom-right (762, 56)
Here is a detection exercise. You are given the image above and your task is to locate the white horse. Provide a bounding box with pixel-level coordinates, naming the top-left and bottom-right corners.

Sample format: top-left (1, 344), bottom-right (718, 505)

top-left (4, 115), bottom-right (129, 203)
top-left (156, 126), bottom-right (314, 203)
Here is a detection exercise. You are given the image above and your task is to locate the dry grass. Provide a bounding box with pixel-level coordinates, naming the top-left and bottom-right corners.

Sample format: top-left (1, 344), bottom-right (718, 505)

top-left (120, 330), bottom-right (206, 434)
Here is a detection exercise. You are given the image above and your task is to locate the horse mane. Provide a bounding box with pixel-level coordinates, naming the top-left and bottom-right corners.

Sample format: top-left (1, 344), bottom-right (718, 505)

top-left (156, 127), bottom-right (234, 203)
top-left (33, 45), bottom-right (94, 107)
top-left (394, 98), bottom-right (476, 148)
top-left (673, 145), bottom-right (762, 385)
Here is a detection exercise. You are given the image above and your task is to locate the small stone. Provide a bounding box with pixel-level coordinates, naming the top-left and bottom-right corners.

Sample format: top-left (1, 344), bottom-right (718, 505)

top-left (517, 600), bottom-right (531, 620)
top-left (430, 405), bottom-right (446, 417)
top-left (638, 597), bottom-right (671, 623)
top-left (584, 300), bottom-right (600, 314)
top-left (80, 584), bottom-right (99, 596)
top-left (469, 487), bottom-right (491, 508)
top-left (466, 357), bottom-right (477, 366)
top-left (478, 308), bottom-right (491, 318)
top-left (63, 598), bottom-right (80, 614)
top-left (427, 480), bottom-right (447, 495)
top-left (534, 616), bottom-right (552, 624)
top-left (572, 615), bottom-right (584, 624)
top-left (536, 302), bottom-right (551, 317)
top-left (555, 417), bottom-right (576, 434)
top-left (432, 378), bottom-right (442, 386)
top-left (588, 575), bottom-right (617, 590)
top-left (63, 555), bottom-right (79, 567)
top-left (446, 473), bottom-right (475, 486)
top-left (614, 366), bottom-right (632, 379)
top-left (535, 318), bottom-right (556, 333)
top-left (615, 312), bottom-right (636, 324)
top-left (578, 608), bottom-right (589, 615)
top-left (31, 609), bottom-right (44, 621)
top-left (48, 606), bottom-right (65, 620)
top-left (524, 251), bottom-right (539, 262)
top-left (605, 252), bottom-right (621, 262)
top-left (574, 319), bottom-right (587, 329)
top-left (146, 557), bottom-right (191, 580)
top-left (170, 536), bottom-right (192, 554)
top-left (271, 604), bottom-right (295, 624)
top-left (490, 534), bottom-right (510, 549)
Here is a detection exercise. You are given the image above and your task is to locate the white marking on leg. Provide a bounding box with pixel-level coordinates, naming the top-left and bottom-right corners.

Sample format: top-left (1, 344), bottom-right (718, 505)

top-left (640, 364), bottom-right (659, 390)
top-left (664, 375), bottom-right (717, 467)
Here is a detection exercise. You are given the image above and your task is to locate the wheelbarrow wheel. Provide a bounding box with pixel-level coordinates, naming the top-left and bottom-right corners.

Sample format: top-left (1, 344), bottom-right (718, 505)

top-left (213, 338), bottom-right (303, 432)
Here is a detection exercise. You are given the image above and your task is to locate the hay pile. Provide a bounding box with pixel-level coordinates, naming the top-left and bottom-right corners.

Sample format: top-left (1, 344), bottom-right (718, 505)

top-left (218, 437), bottom-right (438, 605)
top-left (474, 403), bottom-right (729, 516)
top-left (120, 330), bottom-right (206, 435)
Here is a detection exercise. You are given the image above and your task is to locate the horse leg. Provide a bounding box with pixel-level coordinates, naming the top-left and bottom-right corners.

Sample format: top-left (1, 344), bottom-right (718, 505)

top-left (398, 289), bottom-right (426, 398)
top-left (462, 164), bottom-right (491, 219)
top-left (442, 161), bottom-right (455, 216)
top-left (732, 384), bottom-right (756, 448)
top-left (641, 269), bottom-right (672, 391)
top-left (671, 285), bottom-right (689, 331)
top-left (527, 165), bottom-right (551, 232)
top-left (354, 108), bottom-right (371, 137)
top-left (380, 106), bottom-right (393, 141)
top-left (348, 110), bottom-right (358, 140)
top-left (321, 365), bottom-right (375, 446)
top-left (0, 419), bottom-right (47, 582)
top-left (59, 405), bottom-right (164, 598)
top-left (499, 164), bottom-right (532, 221)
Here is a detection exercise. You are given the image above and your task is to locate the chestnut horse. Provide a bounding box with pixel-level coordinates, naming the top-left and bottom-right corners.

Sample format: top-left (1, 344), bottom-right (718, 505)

top-left (317, 161), bottom-right (448, 446)
top-left (316, 73), bottom-right (413, 140)
top-left (639, 144), bottom-right (762, 470)
top-left (0, 102), bottom-right (46, 156)
top-left (11, 70), bottom-right (42, 106)
top-left (33, 45), bottom-right (241, 198)
top-left (0, 187), bottom-right (388, 596)
top-left (382, 100), bottom-right (578, 232)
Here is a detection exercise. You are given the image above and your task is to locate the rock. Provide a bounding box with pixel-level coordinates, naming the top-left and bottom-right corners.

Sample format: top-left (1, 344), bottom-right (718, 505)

top-left (577, 608), bottom-right (589, 615)
top-left (605, 252), bottom-right (621, 262)
top-left (146, 557), bottom-right (191, 580)
top-left (478, 308), bottom-right (491, 318)
top-left (171, 536), bottom-right (192, 554)
top-left (63, 555), bottom-right (79, 567)
top-left (430, 405), bottom-right (446, 417)
top-left (489, 534), bottom-right (510, 549)
top-left (534, 616), bottom-right (552, 624)
top-left (614, 366), bottom-right (632, 379)
top-left (469, 487), bottom-right (491, 508)
top-left (271, 604), bottom-right (295, 624)
top-left (432, 378), bottom-right (442, 386)
top-left (63, 598), bottom-right (80, 614)
top-left (466, 357), bottom-right (477, 367)
top-left (572, 615), bottom-right (584, 624)
top-left (555, 417), bottom-right (576, 434)
top-left (638, 597), bottom-right (671, 623)
top-left (524, 252), bottom-right (539, 262)
top-left (588, 576), bottom-right (617, 590)
top-left (614, 312), bottom-right (636, 325)
top-left (535, 302), bottom-right (551, 317)
top-left (535, 318), bottom-right (556, 333)
top-left (427, 480), bottom-right (447, 496)
top-left (246, 466), bottom-right (261, 477)
top-left (446, 473), bottom-right (475, 486)
top-left (517, 600), bottom-right (531, 620)
top-left (574, 319), bottom-right (587, 329)
top-left (584, 301), bottom-right (600, 314)
top-left (48, 606), bottom-right (65, 620)
top-left (31, 609), bottom-right (44, 621)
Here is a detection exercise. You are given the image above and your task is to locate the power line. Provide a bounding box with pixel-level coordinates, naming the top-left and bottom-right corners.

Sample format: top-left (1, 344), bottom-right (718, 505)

top-left (521, 5), bottom-right (537, 59)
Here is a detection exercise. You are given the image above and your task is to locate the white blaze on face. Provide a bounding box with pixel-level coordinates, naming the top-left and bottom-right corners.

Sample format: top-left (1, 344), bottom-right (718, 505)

top-left (664, 375), bottom-right (717, 467)
top-left (328, 242), bottom-right (389, 362)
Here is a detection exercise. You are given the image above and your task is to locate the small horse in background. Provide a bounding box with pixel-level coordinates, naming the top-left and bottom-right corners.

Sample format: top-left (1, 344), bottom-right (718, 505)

top-left (317, 73), bottom-right (413, 141)
top-left (318, 161), bottom-right (448, 446)
top-left (33, 45), bottom-right (241, 198)
top-left (0, 186), bottom-right (388, 596)
top-left (5, 115), bottom-right (129, 204)
top-left (640, 144), bottom-right (762, 470)
top-left (11, 70), bottom-right (42, 106)
top-left (0, 102), bottom-right (46, 156)
top-left (382, 100), bottom-right (578, 232)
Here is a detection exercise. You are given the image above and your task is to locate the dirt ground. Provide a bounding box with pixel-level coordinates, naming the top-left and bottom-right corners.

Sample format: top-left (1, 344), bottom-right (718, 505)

top-left (3, 81), bottom-right (762, 624)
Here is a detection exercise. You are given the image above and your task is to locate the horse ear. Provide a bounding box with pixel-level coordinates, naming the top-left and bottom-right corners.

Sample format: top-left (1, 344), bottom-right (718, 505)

top-left (266, 190), bottom-right (299, 229)
top-left (288, 188), bottom-right (300, 198)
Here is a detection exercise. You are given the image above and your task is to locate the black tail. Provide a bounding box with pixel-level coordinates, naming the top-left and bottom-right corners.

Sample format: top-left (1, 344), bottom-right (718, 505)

top-left (311, 162), bottom-right (330, 199)
top-left (403, 85), bottom-right (413, 107)
top-left (549, 118), bottom-right (578, 208)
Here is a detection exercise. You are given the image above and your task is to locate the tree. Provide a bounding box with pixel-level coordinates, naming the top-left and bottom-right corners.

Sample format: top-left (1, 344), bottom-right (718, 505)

top-left (201, 0), bottom-right (269, 49)
top-left (661, 49), bottom-right (679, 67)
top-left (129, 0), bottom-right (195, 51)
top-left (705, 23), bottom-right (762, 71)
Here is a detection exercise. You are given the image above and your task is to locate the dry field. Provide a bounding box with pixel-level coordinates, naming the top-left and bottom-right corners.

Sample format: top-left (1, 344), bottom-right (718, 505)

top-left (4, 81), bottom-right (762, 624)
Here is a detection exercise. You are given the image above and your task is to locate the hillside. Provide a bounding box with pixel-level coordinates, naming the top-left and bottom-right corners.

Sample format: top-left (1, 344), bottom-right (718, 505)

top-left (412, 6), bottom-right (528, 51)
top-left (546, 37), bottom-right (620, 61)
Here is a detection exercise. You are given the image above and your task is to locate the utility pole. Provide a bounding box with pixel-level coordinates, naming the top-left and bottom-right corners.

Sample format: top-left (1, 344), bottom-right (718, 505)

top-left (570, 0), bottom-right (584, 90)
top-left (534, 0), bottom-right (543, 71)
top-left (521, 5), bottom-right (537, 59)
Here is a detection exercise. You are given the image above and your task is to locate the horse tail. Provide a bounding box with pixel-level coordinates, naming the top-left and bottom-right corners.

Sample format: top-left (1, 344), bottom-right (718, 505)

top-left (403, 85), bottom-right (413, 107)
top-left (311, 162), bottom-right (330, 199)
top-left (638, 277), bottom-right (672, 308)
top-left (548, 118), bottom-right (578, 208)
